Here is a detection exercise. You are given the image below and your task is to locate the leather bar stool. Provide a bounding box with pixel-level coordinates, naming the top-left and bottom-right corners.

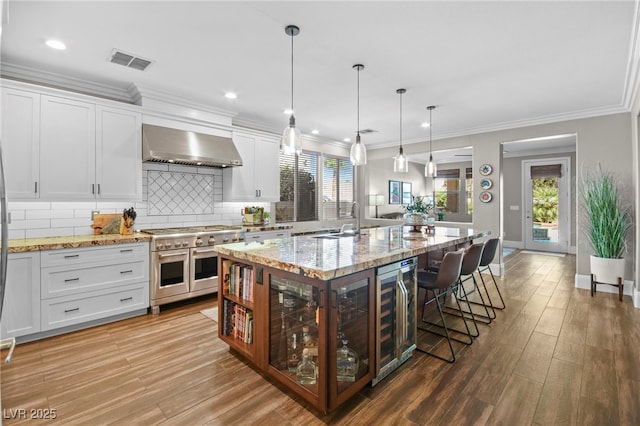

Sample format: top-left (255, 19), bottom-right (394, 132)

top-left (416, 249), bottom-right (472, 363)
top-left (474, 238), bottom-right (505, 311)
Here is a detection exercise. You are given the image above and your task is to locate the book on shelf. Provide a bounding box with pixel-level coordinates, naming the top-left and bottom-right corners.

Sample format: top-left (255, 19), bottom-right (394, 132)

top-left (227, 262), bottom-right (254, 303)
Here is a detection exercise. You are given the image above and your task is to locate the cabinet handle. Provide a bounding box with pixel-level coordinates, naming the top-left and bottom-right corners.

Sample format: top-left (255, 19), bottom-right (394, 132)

top-left (255, 189), bottom-right (258, 197)
top-left (64, 307), bottom-right (80, 314)
top-left (92, 183), bottom-right (95, 194)
top-left (251, 235), bottom-right (261, 240)
top-left (120, 270), bottom-right (133, 274)
top-left (64, 278), bottom-right (80, 283)
top-left (64, 254), bottom-right (80, 259)
top-left (34, 182), bottom-right (38, 193)
top-left (120, 297), bottom-right (133, 302)
top-left (120, 249), bottom-right (133, 253)
top-left (97, 184), bottom-right (101, 194)
top-left (318, 289), bottom-right (324, 309)
top-left (276, 234), bottom-right (284, 237)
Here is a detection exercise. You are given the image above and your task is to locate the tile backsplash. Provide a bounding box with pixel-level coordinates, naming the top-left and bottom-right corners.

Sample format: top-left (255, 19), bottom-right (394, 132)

top-left (6, 163), bottom-right (270, 239)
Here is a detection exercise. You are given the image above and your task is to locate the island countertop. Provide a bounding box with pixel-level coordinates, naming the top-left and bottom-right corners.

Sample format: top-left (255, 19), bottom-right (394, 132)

top-left (215, 225), bottom-right (490, 280)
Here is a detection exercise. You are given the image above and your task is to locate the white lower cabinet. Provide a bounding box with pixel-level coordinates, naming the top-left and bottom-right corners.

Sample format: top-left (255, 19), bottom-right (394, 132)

top-left (2, 243), bottom-right (149, 340)
top-left (0, 252), bottom-right (41, 339)
top-left (40, 243), bottom-right (149, 331)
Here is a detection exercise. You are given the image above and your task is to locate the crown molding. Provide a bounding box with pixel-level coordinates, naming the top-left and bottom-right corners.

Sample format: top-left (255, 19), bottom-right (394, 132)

top-left (622, 0), bottom-right (640, 108)
top-left (0, 62), bottom-right (134, 103)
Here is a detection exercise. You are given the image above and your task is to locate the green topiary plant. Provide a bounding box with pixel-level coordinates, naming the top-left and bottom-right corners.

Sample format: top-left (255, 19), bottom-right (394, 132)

top-left (582, 167), bottom-right (631, 259)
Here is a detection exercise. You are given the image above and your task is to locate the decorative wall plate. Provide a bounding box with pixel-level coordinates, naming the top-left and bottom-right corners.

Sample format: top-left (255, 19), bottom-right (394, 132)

top-left (479, 191), bottom-right (493, 203)
top-left (479, 164), bottom-right (493, 176)
top-left (480, 178), bottom-right (493, 190)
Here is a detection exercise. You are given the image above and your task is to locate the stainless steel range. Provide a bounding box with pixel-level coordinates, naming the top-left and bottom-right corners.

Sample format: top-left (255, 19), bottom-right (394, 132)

top-left (141, 225), bottom-right (244, 314)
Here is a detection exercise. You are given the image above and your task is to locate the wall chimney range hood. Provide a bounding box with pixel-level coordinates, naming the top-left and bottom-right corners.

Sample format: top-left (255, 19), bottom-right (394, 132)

top-left (142, 124), bottom-right (243, 167)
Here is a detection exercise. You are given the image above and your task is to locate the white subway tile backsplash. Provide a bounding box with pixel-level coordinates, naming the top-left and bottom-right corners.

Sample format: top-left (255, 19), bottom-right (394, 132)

top-left (8, 229), bottom-right (25, 240)
top-left (51, 218), bottom-right (93, 228)
top-left (143, 163), bottom-right (170, 172)
top-left (11, 219), bottom-right (50, 230)
top-left (9, 202), bottom-right (51, 210)
top-left (9, 210), bottom-right (25, 221)
top-left (26, 227), bottom-right (74, 239)
top-left (51, 201), bottom-right (97, 210)
top-left (26, 209), bottom-right (75, 219)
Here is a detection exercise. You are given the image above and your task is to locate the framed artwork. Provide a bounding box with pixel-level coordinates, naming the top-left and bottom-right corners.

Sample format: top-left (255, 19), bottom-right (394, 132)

top-left (389, 180), bottom-right (400, 204)
top-left (402, 182), bottom-right (412, 204)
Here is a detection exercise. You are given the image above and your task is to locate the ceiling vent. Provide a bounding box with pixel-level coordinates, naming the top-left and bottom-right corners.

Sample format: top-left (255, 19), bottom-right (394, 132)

top-left (109, 49), bottom-right (152, 71)
top-left (359, 128), bottom-right (378, 134)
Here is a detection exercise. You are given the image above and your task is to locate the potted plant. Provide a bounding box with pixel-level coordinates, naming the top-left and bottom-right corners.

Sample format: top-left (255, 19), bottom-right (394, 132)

top-left (403, 196), bottom-right (434, 232)
top-left (582, 166), bottom-right (631, 285)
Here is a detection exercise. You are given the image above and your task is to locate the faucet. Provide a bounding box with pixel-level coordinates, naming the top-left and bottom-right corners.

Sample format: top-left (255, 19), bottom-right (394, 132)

top-left (351, 201), bottom-right (360, 234)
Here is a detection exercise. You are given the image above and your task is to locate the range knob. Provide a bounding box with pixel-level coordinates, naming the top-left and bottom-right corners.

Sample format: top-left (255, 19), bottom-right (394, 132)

top-left (208, 237), bottom-right (215, 245)
top-left (164, 242), bottom-right (173, 249)
top-left (195, 238), bottom-right (204, 247)
top-left (156, 242), bottom-right (164, 250)
top-left (182, 241), bottom-right (189, 248)
top-left (223, 237), bottom-right (229, 243)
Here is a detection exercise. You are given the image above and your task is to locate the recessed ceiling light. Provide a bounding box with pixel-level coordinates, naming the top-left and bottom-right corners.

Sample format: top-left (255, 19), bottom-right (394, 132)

top-left (343, 137), bottom-right (351, 142)
top-left (311, 129), bottom-right (319, 135)
top-left (421, 122), bottom-right (430, 128)
top-left (224, 92), bottom-right (237, 99)
top-left (46, 39), bottom-right (66, 50)
top-left (283, 108), bottom-right (294, 115)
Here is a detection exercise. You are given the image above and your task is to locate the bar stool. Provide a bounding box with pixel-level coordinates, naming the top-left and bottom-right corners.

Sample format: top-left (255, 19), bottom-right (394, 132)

top-left (450, 242), bottom-right (495, 325)
top-left (474, 238), bottom-right (505, 311)
top-left (416, 249), bottom-right (472, 363)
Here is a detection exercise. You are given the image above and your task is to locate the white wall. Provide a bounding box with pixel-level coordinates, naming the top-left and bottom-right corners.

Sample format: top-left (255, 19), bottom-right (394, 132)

top-left (367, 112), bottom-right (635, 281)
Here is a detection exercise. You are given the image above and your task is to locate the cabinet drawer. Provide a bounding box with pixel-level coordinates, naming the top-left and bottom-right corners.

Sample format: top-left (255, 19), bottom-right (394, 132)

top-left (41, 243), bottom-right (148, 267)
top-left (41, 282), bottom-right (148, 331)
top-left (41, 258), bottom-right (148, 299)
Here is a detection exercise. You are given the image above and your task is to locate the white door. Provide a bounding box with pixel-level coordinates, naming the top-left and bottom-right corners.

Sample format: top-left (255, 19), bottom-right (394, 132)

top-left (523, 158), bottom-right (570, 252)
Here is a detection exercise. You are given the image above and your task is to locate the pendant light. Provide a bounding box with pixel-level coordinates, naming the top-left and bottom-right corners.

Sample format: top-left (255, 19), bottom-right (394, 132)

top-left (350, 64), bottom-right (367, 166)
top-left (281, 25), bottom-right (302, 155)
top-left (393, 88), bottom-right (409, 173)
top-left (425, 105), bottom-right (437, 177)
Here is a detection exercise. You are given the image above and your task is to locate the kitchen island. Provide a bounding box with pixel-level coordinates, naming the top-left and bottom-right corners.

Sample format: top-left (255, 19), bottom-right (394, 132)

top-left (215, 225), bottom-right (490, 413)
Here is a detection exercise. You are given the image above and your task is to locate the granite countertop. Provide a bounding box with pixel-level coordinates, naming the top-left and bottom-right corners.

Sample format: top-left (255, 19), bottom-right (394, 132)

top-left (6, 233), bottom-right (152, 253)
top-left (215, 225), bottom-right (490, 280)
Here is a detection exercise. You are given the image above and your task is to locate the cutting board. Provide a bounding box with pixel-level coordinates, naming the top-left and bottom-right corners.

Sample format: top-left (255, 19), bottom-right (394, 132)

top-left (91, 213), bottom-right (119, 234)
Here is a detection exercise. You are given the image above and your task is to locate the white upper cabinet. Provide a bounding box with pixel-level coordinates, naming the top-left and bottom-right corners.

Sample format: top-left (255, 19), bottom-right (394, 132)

top-left (96, 106), bottom-right (142, 200)
top-left (0, 82), bottom-right (142, 201)
top-left (223, 132), bottom-right (280, 202)
top-left (1, 88), bottom-right (40, 199)
top-left (40, 95), bottom-right (96, 199)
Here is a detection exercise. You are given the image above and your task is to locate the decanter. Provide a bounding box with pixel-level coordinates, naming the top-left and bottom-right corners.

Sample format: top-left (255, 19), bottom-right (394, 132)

top-left (287, 331), bottom-right (302, 373)
top-left (302, 325), bottom-right (318, 360)
top-left (336, 337), bottom-right (359, 382)
top-left (296, 348), bottom-right (317, 385)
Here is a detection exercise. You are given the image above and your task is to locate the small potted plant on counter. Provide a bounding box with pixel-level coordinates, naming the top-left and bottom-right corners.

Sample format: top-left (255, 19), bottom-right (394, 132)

top-left (403, 196), bottom-right (434, 233)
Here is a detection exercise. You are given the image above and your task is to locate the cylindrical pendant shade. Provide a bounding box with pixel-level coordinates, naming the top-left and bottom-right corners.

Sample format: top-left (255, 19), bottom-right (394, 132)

top-left (350, 140), bottom-right (367, 165)
top-left (393, 150), bottom-right (408, 173)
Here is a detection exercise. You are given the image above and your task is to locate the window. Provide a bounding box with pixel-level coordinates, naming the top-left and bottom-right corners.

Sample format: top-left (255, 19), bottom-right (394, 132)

top-left (466, 167), bottom-right (473, 215)
top-left (276, 151), bottom-right (319, 222)
top-left (434, 169), bottom-right (461, 213)
top-left (322, 156), bottom-right (353, 219)
top-left (276, 151), bottom-right (353, 222)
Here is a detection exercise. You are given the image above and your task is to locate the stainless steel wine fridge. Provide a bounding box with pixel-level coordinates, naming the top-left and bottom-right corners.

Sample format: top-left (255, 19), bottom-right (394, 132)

top-left (372, 257), bottom-right (417, 386)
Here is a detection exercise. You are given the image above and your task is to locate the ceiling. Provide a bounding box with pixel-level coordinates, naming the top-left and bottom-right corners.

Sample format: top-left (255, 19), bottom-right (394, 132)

top-left (1, 1), bottom-right (637, 159)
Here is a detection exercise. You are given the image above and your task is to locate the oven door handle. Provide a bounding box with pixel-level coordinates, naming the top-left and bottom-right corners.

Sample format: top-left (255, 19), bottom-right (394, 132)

top-left (192, 248), bottom-right (218, 255)
top-left (158, 251), bottom-right (190, 259)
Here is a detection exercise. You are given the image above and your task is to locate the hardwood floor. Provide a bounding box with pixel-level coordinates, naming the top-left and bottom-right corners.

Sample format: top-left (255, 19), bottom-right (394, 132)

top-left (2, 250), bottom-right (639, 425)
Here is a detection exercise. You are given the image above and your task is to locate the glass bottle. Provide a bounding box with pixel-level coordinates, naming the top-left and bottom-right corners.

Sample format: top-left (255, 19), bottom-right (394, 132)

top-left (296, 348), bottom-right (317, 385)
top-left (302, 325), bottom-right (318, 360)
top-left (336, 337), bottom-right (359, 382)
top-left (287, 331), bottom-right (302, 373)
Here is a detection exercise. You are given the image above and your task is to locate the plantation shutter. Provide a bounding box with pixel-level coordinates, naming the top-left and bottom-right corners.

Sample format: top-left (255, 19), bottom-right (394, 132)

top-left (530, 164), bottom-right (562, 179)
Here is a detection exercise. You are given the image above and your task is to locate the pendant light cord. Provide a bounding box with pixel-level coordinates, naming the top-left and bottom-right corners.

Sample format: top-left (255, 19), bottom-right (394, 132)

top-left (357, 67), bottom-right (360, 139)
top-left (399, 91), bottom-right (403, 150)
top-left (429, 107), bottom-right (432, 154)
top-left (290, 32), bottom-right (294, 112)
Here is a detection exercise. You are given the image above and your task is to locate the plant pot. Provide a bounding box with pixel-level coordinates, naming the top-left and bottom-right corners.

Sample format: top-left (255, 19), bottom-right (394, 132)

top-left (590, 255), bottom-right (625, 285)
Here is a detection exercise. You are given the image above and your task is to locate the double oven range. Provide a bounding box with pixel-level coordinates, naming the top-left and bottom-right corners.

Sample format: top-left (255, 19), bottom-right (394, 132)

top-left (141, 226), bottom-right (244, 314)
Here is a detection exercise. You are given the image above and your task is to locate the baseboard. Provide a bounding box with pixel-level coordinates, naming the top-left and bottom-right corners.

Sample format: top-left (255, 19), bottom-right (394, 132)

top-left (503, 240), bottom-right (524, 249)
top-left (503, 240), bottom-right (576, 254)
top-left (575, 274), bottom-right (636, 304)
